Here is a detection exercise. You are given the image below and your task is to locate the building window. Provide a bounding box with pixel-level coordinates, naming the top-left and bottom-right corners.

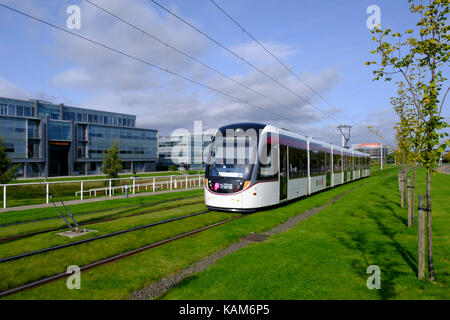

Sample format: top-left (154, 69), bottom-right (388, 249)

top-left (16, 105), bottom-right (23, 116)
top-left (0, 103), bottom-right (7, 115)
top-left (7, 105), bottom-right (15, 116)
top-left (28, 140), bottom-right (40, 158)
top-left (24, 106), bottom-right (32, 116)
top-left (48, 120), bottom-right (72, 140)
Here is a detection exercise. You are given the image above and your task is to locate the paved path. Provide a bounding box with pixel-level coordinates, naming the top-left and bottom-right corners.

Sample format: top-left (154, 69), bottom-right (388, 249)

top-left (0, 187), bottom-right (203, 213)
top-left (439, 165), bottom-right (450, 175)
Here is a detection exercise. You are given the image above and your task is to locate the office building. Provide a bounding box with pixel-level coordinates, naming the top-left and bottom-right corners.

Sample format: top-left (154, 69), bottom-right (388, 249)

top-left (0, 96), bottom-right (158, 177)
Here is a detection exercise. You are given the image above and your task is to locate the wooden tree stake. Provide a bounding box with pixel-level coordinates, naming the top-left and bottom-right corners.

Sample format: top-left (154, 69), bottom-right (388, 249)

top-left (418, 194), bottom-right (425, 279)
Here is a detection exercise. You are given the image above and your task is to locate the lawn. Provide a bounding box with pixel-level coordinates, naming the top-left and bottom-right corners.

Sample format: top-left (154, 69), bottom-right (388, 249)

top-left (0, 205), bottom-right (237, 292)
top-left (0, 189), bottom-right (204, 226)
top-left (3, 169), bottom-right (382, 299)
top-left (161, 167), bottom-right (449, 300)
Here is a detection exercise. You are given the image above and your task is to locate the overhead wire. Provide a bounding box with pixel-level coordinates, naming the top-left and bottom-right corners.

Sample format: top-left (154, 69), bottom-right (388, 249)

top-left (0, 3), bottom-right (292, 123)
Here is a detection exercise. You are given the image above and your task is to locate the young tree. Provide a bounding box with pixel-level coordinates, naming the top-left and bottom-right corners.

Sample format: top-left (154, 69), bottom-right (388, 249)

top-left (366, 0), bottom-right (449, 280)
top-left (0, 137), bottom-right (19, 184)
top-left (102, 141), bottom-right (122, 184)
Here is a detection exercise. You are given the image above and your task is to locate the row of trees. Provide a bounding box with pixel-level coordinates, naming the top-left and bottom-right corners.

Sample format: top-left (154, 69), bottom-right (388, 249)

top-left (367, 0), bottom-right (449, 280)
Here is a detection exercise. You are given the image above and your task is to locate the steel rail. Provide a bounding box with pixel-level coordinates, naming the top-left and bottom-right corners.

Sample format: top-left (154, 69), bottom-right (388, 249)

top-left (0, 210), bottom-right (211, 263)
top-left (0, 200), bottom-right (205, 243)
top-left (0, 195), bottom-right (203, 228)
top-left (0, 215), bottom-right (240, 298)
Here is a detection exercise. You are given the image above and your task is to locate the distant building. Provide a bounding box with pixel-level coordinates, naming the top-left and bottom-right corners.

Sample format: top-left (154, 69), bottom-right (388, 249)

top-left (352, 143), bottom-right (391, 163)
top-left (0, 96), bottom-right (158, 177)
top-left (158, 133), bottom-right (213, 170)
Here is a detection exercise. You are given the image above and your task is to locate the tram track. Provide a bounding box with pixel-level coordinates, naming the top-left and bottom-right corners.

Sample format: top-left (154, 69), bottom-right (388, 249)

top-left (0, 213), bottom-right (241, 298)
top-left (0, 209), bottom-right (214, 264)
top-left (0, 195), bottom-right (203, 228)
top-left (0, 199), bottom-right (205, 243)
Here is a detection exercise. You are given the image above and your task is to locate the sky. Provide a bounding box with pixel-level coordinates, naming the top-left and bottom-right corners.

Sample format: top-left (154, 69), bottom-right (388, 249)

top-left (0, 0), bottom-right (448, 147)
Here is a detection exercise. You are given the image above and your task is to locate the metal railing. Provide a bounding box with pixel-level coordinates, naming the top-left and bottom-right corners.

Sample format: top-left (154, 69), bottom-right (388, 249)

top-left (1, 174), bottom-right (204, 209)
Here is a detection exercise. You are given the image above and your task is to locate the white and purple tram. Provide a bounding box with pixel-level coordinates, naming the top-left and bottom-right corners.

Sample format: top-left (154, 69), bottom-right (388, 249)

top-left (204, 123), bottom-right (370, 212)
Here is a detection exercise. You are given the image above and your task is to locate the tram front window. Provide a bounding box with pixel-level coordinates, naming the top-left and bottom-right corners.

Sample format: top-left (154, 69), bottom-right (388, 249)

top-left (206, 135), bottom-right (256, 192)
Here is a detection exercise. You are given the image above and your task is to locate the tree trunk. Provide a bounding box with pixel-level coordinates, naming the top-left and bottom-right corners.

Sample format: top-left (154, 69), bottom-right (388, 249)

top-left (404, 166), bottom-right (408, 207)
top-left (400, 164), bottom-right (405, 208)
top-left (407, 176), bottom-right (412, 227)
top-left (418, 194), bottom-right (425, 279)
top-left (412, 165), bottom-right (416, 225)
top-left (426, 170), bottom-right (435, 281)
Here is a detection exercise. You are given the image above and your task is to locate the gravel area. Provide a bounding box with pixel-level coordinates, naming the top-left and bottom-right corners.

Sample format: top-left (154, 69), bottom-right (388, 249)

top-left (129, 185), bottom-right (359, 300)
top-left (129, 241), bottom-right (249, 300)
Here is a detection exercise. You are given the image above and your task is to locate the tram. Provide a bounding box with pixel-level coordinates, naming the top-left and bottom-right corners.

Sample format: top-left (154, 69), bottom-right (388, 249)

top-left (204, 123), bottom-right (370, 212)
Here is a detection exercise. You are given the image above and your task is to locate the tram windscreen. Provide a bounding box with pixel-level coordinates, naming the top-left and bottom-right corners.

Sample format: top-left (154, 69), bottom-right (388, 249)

top-left (207, 134), bottom-right (257, 179)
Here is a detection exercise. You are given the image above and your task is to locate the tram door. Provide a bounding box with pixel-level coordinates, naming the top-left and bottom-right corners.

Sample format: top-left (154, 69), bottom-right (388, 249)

top-left (279, 144), bottom-right (288, 200)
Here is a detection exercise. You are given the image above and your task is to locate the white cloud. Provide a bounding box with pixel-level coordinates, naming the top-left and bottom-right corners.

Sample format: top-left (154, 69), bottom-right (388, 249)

top-left (51, 68), bottom-right (91, 88)
top-left (38, 0), bottom-right (344, 136)
top-left (231, 40), bottom-right (299, 66)
top-left (0, 75), bottom-right (32, 100)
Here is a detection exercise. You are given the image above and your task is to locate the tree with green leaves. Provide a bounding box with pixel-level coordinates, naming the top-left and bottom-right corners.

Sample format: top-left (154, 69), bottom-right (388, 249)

top-left (0, 137), bottom-right (19, 184)
top-left (366, 0), bottom-right (449, 281)
top-left (102, 141), bottom-right (122, 184)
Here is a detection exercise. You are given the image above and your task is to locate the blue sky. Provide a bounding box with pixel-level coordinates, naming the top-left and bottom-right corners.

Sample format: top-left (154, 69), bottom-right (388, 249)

top-left (0, 0), bottom-right (448, 145)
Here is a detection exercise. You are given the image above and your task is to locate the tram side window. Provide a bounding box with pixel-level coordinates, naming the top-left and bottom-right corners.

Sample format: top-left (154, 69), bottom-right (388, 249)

top-left (310, 150), bottom-right (326, 176)
top-left (257, 142), bottom-right (278, 180)
top-left (333, 154), bottom-right (342, 172)
top-left (288, 147), bottom-right (308, 179)
top-left (325, 152), bottom-right (332, 173)
top-left (344, 155), bottom-right (351, 171)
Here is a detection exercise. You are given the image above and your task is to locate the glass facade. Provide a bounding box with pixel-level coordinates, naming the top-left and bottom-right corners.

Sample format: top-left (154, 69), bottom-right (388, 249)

top-left (0, 116), bottom-right (26, 158)
top-left (48, 120), bottom-right (72, 141)
top-left (38, 103), bottom-right (60, 119)
top-left (0, 96), bottom-right (157, 177)
top-left (62, 106), bottom-right (135, 128)
top-left (158, 134), bottom-right (213, 169)
top-left (0, 99), bottom-right (34, 117)
top-left (87, 125), bottom-right (157, 159)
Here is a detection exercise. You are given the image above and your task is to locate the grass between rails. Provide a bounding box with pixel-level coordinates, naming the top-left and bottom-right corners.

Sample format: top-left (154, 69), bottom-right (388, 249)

top-left (0, 196), bottom-right (204, 240)
top-left (0, 189), bottom-right (204, 225)
top-left (0, 202), bottom-right (207, 257)
top-left (161, 168), bottom-right (449, 300)
top-left (0, 207), bottom-right (236, 292)
top-left (3, 170), bottom-right (383, 299)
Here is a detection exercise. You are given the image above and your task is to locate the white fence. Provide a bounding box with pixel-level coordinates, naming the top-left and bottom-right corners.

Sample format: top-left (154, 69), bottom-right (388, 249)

top-left (1, 174), bottom-right (204, 209)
